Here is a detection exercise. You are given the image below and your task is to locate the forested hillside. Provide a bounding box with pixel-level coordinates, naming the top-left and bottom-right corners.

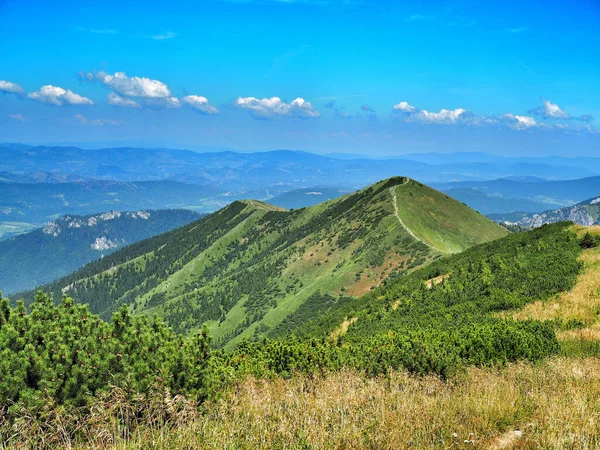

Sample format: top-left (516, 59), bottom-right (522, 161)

top-left (283, 222), bottom-right (582, 345)
top-left (18, 177), bottom-right (508, 347)
top-left (0, 209), bottom-right (202, 294)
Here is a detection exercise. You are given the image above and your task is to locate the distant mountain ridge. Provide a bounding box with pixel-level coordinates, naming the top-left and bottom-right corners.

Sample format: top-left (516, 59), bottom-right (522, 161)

top-left (0, 209), bottom-right (202, 294)
top-left (20, 177), bottom-right (508, 347)
top-left (489, 195), bottom-right (600, 227)
top-left (0, 179), bottom-right (222, 225)
top-left (0, 171), bottom-right (92, 183)
top-left (2, 145), bottom-right (599, 233)
top-left (433, 176), bottom-right (600, 215)
top-left (2, 145), bottom-right (598, 189)
top-left (435, 176), bottom-right (600, 204)
top-left (437, 188), bottom-right (564, 215)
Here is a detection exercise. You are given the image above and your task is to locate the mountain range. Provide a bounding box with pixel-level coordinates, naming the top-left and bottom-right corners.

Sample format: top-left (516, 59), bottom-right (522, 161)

top-left (0, 209), bottom-right (202, 294)
top-left (0, 179), bottom-right (221, 229)
top-left (3, 145), bottom-right (600, 188)
top-left (4, 144), bottom-right (600, 242)
top-left (18, 177), bottom-right (508, 348)
top-left (489, 195), bottom-right (600, 227)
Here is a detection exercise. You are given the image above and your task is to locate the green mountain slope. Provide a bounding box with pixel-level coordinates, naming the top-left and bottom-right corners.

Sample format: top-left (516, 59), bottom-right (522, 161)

top-left (21, 177), bottom-right (508, 347)
top-left (390, 179), bottom-right (507, 253)
top-left (0, 209), bottom-right (202, 294)
top-left (286, 222), bottom-right (581, 344)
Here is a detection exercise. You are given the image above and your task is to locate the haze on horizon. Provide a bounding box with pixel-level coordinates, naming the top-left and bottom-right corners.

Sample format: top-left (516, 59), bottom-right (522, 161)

top-left (0, 0), bottom-right (599, 157)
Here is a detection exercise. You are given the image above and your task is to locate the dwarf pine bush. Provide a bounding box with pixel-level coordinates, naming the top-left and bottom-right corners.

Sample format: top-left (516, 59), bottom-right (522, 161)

top-left (0, 292), bottom-right (211, 411)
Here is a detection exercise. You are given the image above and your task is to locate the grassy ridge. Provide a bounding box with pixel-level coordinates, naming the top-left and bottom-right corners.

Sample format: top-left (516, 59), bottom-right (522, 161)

top-left (18, 177), bottom-right (508, 346)
top-left (394, 179), bottom-right (508, 253)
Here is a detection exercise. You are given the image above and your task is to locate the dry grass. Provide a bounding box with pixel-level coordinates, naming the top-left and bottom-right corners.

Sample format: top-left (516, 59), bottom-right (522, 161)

top-left (425, 273), bottom-right (450, 289)
top-left (512, 245), bottom-right (600, 340)
top-left (7, 358), bottom-right (600, 449)
top-left (178, 358), bottom-right (600, 449)
top-left (330, 316), bottom-right (358, 340)
top-left (510, 226), bottom-right (600, 345)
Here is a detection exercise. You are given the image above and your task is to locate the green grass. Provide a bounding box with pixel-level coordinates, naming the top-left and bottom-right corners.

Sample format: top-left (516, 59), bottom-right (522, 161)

top-left (394, 179), bottom-right (509, 253)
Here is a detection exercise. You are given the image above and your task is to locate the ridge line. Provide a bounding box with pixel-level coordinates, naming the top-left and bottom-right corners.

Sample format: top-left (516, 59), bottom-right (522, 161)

top-left (389, 179), bottom-right (443, 253)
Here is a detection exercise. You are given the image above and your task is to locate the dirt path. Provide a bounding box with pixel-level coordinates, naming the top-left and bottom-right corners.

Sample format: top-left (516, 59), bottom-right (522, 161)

top-left (389, 179), bottom-right (443, 253)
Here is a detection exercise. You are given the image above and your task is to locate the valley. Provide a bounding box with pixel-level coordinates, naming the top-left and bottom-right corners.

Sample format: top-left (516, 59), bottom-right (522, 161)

top-left (0, 209), bottom-right (202, 294)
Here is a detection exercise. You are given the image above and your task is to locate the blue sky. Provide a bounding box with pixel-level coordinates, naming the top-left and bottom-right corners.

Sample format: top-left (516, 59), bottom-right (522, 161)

top-left (0, 0), bottom-right (599, 156)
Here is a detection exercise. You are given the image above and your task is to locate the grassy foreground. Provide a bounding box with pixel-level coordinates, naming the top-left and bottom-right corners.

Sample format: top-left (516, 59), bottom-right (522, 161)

top-left (3, 357), bottom-right (600, 449)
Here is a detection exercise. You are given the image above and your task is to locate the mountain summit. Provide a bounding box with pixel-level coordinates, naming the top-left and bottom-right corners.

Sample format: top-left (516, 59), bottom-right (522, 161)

top-left (22, 177), bottom-right (508, 347)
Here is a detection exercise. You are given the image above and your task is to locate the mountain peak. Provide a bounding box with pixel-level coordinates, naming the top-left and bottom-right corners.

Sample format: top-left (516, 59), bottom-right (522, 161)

top-left (236, 199), bottom-right (287, 212)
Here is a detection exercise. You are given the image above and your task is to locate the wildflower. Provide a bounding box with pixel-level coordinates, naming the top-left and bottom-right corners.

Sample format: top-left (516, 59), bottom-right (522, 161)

top-left (452, 432), bottom-right (458, 438)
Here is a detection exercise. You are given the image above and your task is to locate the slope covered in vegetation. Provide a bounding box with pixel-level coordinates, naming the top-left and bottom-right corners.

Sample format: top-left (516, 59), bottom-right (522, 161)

top-left (0, 209), bottom-right (202, 294)
top-left (1, 221), bottom-right (592, 448)
top-left (19, 177), bottom-right (508, 347)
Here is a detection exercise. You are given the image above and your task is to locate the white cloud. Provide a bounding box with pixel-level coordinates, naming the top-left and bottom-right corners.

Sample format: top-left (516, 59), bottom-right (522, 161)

top-left (108, 92), bottom-right (141, 108)
top-left (391, 99), bottom-right (596, 132)
top-left (393, 101), bottom-right (470, 124)
top-left (500, 113), bottom-right (538, 129)
top-left (181, 95), bottom-right (219, 115)
top-left (515, 115), bottom-right (537, 127)
top-left (74, 114), bottom-right (123, 126)
top-left (28, 85), bottom-right (93, 106)
top-left (234, 96), bottom-right (320, 119)
top-left (153, 31), bottom-right (177, 40)
top-left (529, 99), bottom-right (569, 119)
top-left (86, 71), bottom-right (171, 98)
top-left (393, 101), bottom-right (417, 113)
top-left (415, 108), bottom-right (469, 124)
top-left (8, 113), bottom-right (25, 122)
top-left (0, 80), bottom-right (25, 95)
top-left (552, 123), bottom-right (598, 134)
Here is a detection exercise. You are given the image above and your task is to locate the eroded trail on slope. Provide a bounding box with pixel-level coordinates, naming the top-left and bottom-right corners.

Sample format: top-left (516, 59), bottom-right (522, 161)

top-left (389, 179), bottom-right (443, 253)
